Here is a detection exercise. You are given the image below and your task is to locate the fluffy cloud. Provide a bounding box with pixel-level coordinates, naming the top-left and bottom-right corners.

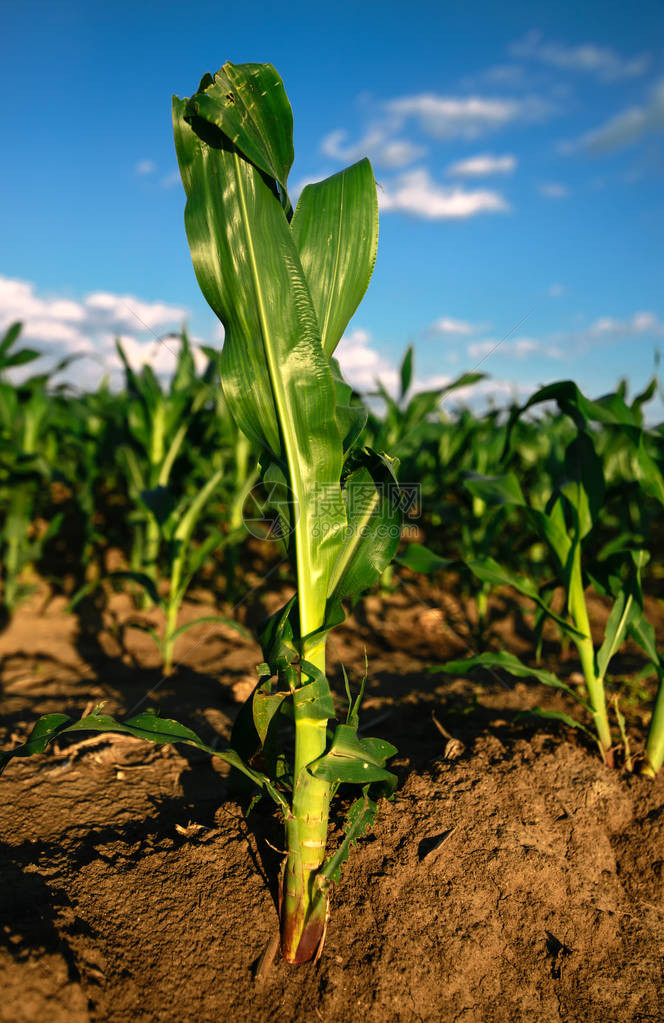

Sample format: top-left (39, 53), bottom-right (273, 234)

top-left (576, 78), bottom-right (664, 153)
top-left (429, 317), bottom-right (481, 336)
top-left (467, 337), bottom-right (563, 362)
top-left (320, 128), bottom-right (425, 169)
top-left (447, 154), bottom-right (517, 177)
top-left (378, 169), bottom-right (509, 219)
top-left (386, 93), bottom-right (552, 140)
top-left (511, 31), bottom-right (649, 81)
top-left (585, 311), bottom-right (664, 339)
top-left (0, 275), bottom-right (194, 385)
top-left (335, 328), bottom-right (399, 393)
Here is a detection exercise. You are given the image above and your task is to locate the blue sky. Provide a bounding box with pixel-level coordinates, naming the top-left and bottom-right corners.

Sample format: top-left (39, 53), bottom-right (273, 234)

top-left (2, 0), bottom-right (663, 413)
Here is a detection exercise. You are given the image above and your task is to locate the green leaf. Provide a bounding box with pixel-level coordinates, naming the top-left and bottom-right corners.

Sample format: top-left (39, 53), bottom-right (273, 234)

top-left (257, 596), bottom-right (298, 673)
top-left (400, 346), bottom-right (414, 400)
top-left (596, 591), bottom-right (636, 680)
top-left (463, 472), bottom-right (525, 507)
top-left (173, 86), bottom-right (346, 638)
top-left (253, 689), bottom-right (290, 746)
top-left (169, 615), bottom-right (251, 642)
top-left (0, 708), bottom-right (288, 810)
top-left (628, 614), bottom-right (660, 666)
top-left (329, 357), bottom-right (367, 452)
top-left (293, 665), bottom-right (336, 723)
top-left (433, 650), bottom-right (592, 710)
top-left (524, 706), bottom-right (596, 741)
top-left (561, 431), bottom-right (604, 539)
top-left (308, 723), bottom-right (397, 785)
top-left (396, 543), bottom-right (453, 574)
top-left (0, 321), bottom-right (22, 357)
top-left (139, 485), bottom-right (178, 527)
top-left (464, 557), bottom-right (584, 639)
top-left (326, 448), bottom-right (401, 608)
top-left (291, 159), bottom-right (378, 358)
top-left (319, 786), bottom-right (380, 887)
top-left (173, 468), bottom-right (224, 545)
top-left (108, 571), bottom-right (160, 606)
top-left (185, 62), bottom-right (294, 212)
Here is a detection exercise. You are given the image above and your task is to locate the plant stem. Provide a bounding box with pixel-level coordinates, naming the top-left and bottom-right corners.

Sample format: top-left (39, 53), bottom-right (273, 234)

top-left (281, 637), bottom-right (331, 964)
top-left (643, 674), bottom-right (664, 777)
top-left (568, 549), bottom-right (613, 765)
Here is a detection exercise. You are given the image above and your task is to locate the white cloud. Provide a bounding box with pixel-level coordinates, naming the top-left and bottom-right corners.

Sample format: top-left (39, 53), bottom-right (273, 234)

top-left (0, 275), bottom-right (192, 386)
top-left (335, 328), bottom-right (399, 393)
top-left (538, 182), bottom-right (569, 199)
top-left (461, 64), bottom-right (528, 90)
top-left (84, 291), bottom-right (187, 333)
top-left (386, 92), bottom-right (552, 140)
top-left (135, 159), bottom-right (157, 176)
top-left (447, 153), bottom-right (517, 177)
top-left (378, 169), bottom-right (509, 219)
top-left (549, 283), bottom-right (565, 298)
top-left (576, 78), bottom-right (664, 153)
top-left (467, 337), bottom-right (563, 361)
top-left (586, 311), bottom-right (664, 339)
top-left (511, 30), bottom-right (649, 81)
top-left (429, 317), bottom-right (481, 336)
top-left (320, 128), bottom-right (425, 169)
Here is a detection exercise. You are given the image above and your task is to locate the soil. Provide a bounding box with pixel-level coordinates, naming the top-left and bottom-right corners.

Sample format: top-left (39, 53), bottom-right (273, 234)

top-left (1, 574), bottom-right (663, 1022)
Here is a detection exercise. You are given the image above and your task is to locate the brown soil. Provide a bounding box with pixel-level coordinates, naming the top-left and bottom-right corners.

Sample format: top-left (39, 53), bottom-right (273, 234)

top-left (1, 577), bottom-right (663, 1022)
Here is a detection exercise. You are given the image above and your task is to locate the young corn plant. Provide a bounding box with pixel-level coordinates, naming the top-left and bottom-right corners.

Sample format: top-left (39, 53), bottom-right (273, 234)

top-left (0, 323), bottom-right (67, 616)
top-left (432, 382), bottom-right (664, 773)
top-left (1, 62), bottom-right (401, 964)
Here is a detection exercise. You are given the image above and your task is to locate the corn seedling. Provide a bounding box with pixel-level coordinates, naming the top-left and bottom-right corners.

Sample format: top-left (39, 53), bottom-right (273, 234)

top-left (431, 381), bottom-right (664, 773)
top-left (1, 62), bottom-right (401, 964)
top-left (0, 324), bottom-right (67, 615)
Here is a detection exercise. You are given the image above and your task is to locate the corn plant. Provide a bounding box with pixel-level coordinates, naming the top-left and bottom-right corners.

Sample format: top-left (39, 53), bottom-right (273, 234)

top-left (115, 331), bottom-right (213, 601)
top-left (0, 324), bottom-right (67, 615)
top-left (127, 468), bottom-right (250, 674)
top-left (1, 61), bottom-right (401, 964)
top-left (432, 381), bottom-right (664, 773)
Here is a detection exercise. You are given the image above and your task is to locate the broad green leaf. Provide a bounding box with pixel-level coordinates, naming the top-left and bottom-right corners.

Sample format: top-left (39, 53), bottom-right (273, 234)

top-left (326, 448), bottom-right (401, 608)
top-left (433, 650), bottom-right (592, 710)
top-left (526, 706), bottom-right (596, 741)
top-left (293, 665), bottom-right (335, 722)
top-left (596, 590), bottom-right (637, 680)
top-left (0, 708), bottom-right (288, 809)
top-left (173, 468), bottom-right (224, 544)
top-left (628, 614), bottom-right (660, 666)
top-left (400, 346), bottom-right (414, 400)
top-left (291, 159), bottom-right (378, 357)
top-left (185, 62), bottom-right (294, 212)
top-left (463, 472), bottom-right (525, 508)
top-left (253, 689), bottom-right (290, 745)
top-left (561, 431), bottom-right (604, 538)
top-left (330, 357), bottom-right (367, 452)
top-left (464, 557), bottom-right (584, 638)
top-left (397, 543), bottom-right (452, 574)
top-left (139, 485), bottom-right (178, 527)
top-left (173, 91), bottom-right (346, 637)
top-left (308, 723), bottom-right (397, 785)
top-left (257, 595), bottom-right (298, 673)
top-left (0, 321), bottom-right (22, 357)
